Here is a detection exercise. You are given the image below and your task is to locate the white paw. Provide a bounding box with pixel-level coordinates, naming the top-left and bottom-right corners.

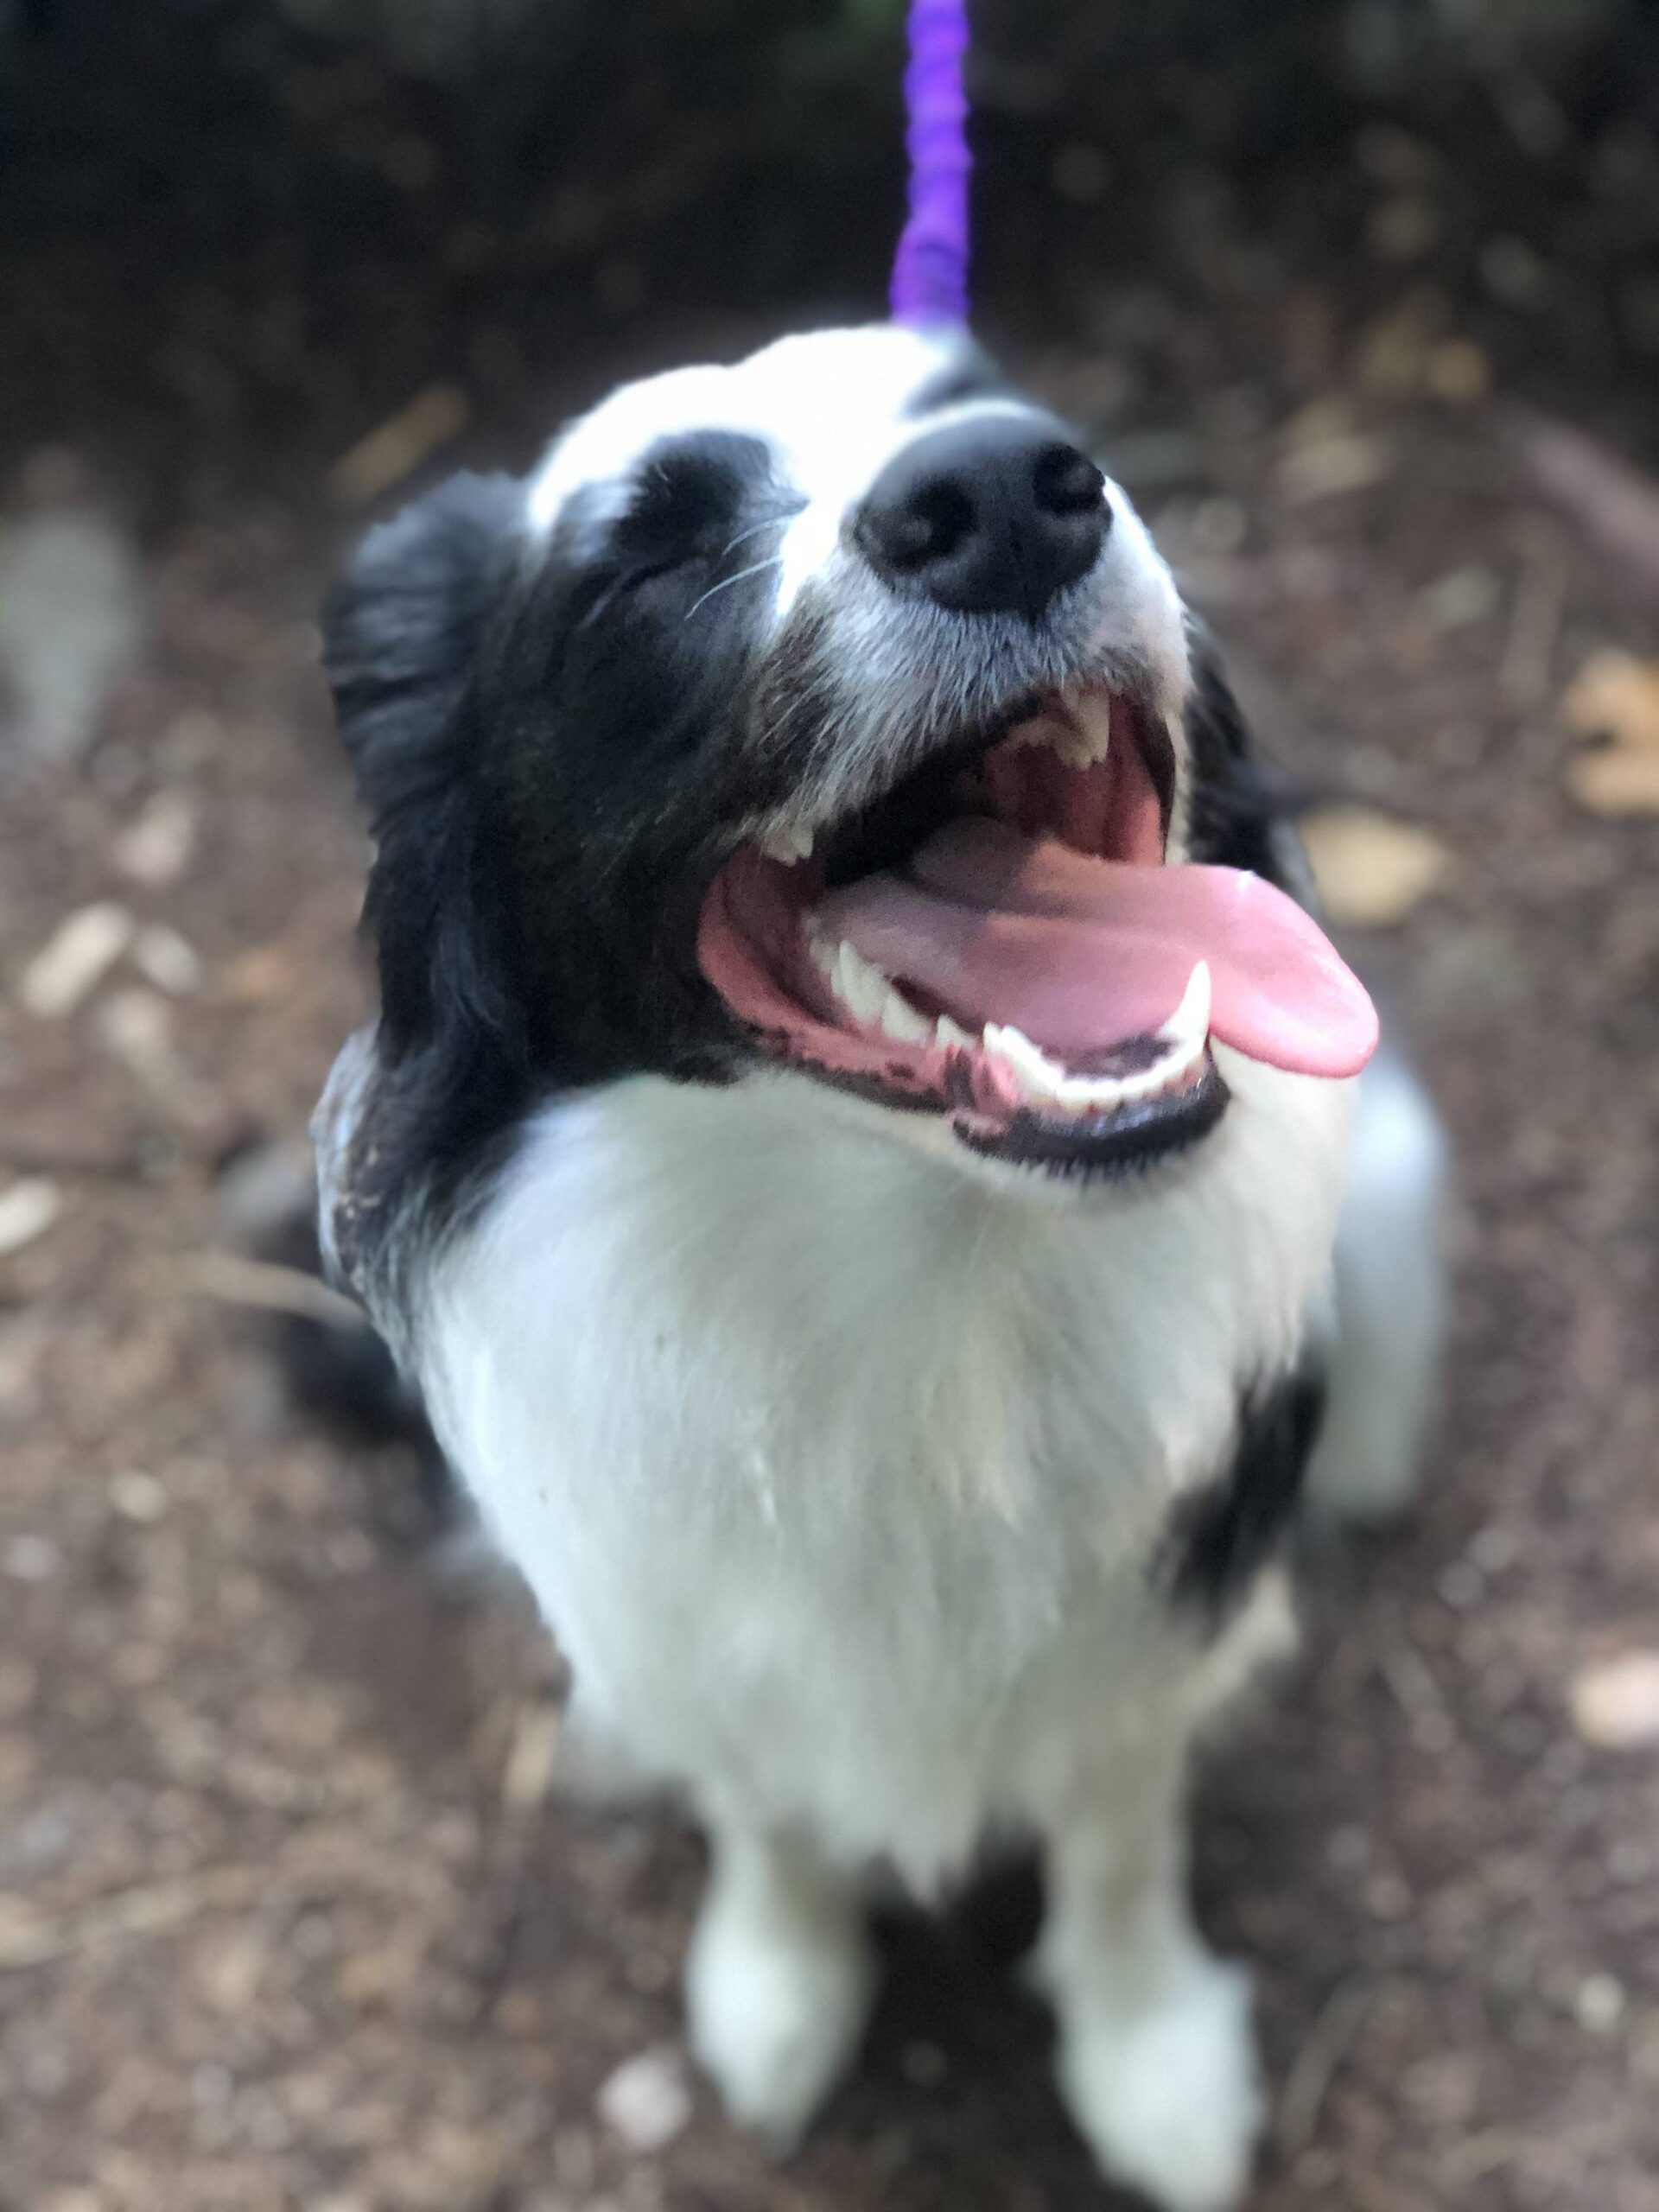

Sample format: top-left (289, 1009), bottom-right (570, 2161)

top-left (685, 1875), bottom-right (875, 2150)
top-left (1053, 1955), bottom-right (1263, 2212)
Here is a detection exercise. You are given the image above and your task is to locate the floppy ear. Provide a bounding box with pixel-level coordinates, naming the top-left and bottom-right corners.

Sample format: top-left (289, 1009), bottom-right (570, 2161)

top-left (323, 473), bottom-right (526, 1067)
top-left (324, 471), bottom-right (524, 822)
top-left (1181, 619), bottom-right (1315, 903)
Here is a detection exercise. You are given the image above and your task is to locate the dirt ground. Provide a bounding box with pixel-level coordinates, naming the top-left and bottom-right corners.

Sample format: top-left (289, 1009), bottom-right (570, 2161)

top-left (3, 10), bottom-right (1658, 2211)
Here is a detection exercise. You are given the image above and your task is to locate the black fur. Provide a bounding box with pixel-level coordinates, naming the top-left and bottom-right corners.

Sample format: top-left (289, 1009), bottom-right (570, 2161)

top-left (1180, 620), bottom-right (1304, 890)
top-left (320, 437), bottom-right (808, 1260)
top-left (1167, 1365), bottom-right (1329, 1619)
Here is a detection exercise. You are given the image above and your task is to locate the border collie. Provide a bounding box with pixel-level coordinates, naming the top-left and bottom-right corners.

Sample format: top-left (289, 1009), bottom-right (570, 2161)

top-left (315, 323), bottom-right (1445, 2212)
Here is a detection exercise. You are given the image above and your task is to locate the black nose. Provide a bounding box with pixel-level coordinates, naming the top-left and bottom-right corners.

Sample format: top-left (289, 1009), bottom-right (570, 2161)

top-left (855, 414), bottom-right (1109, 622)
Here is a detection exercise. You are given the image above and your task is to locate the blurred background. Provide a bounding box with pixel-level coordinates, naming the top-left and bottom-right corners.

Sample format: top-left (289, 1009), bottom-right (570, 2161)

top-left (2, 3), bottom-right (1658, 2208)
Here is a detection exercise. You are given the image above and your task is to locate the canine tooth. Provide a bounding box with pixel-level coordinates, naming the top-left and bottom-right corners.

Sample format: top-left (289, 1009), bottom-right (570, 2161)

top-left (815, 933), bottom-right (931, 1041)
top-left (758, 821), bottom-right (815, 865)
top-left (1158, 960), bottom-right (1212, 1052)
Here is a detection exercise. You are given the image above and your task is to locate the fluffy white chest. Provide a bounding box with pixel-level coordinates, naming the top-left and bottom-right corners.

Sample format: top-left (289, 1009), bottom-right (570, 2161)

top-left (418, 1056), bottom-right (1351, 1880)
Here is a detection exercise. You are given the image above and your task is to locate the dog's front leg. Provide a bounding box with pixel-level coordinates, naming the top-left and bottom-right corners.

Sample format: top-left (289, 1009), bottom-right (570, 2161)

top-left (686, 1813), bottom-right (877, 2149)
top-left (1036, 1754), bottom-right (1263, 2212)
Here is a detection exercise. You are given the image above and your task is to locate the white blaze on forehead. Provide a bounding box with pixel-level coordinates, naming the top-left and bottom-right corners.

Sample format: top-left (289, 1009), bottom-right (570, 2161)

top-left (528, 365), bottom-right (737, 531)
top-left (524, 321), bottom-right (1194, 757)
top-left (528, 323), bottom-right (968, 537)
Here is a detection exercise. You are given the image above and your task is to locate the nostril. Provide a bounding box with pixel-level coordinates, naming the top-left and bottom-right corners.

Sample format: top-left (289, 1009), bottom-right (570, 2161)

top-left (1033, 444), bottom-right (1108, 519)
top-left (873, 480), bottom-right (976, 574)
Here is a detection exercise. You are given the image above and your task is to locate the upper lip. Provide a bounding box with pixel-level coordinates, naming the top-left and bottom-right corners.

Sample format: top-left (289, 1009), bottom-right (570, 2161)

top-left (751, 672), bottom-right (1168, 876)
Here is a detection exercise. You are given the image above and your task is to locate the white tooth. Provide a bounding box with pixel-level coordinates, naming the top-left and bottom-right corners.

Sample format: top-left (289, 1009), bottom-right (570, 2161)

top-left (983, 1006), bottom-right (1209, 1117)
top-left (878, 985), bottom-right (934, 1045)
top-left (982, 1022), bottom-right (1071, 1103)
top-left (934, 1014), bottom-right (977, 1052)
top-left (1039, 696), bottom-right (1112, 770)
top-left (1158, 960), bottom-right (1212, 1051)
top-left (758, 821), bottom-right (815, 865)
top-left (834, 943), bottom-right (887, 1027)
top-left (1080, 697), bottom-right (1115, 765)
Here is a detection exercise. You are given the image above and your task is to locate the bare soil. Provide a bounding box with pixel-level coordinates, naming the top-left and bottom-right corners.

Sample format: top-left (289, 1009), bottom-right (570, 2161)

top-left (2, 10), bottom-right (1657, 2210)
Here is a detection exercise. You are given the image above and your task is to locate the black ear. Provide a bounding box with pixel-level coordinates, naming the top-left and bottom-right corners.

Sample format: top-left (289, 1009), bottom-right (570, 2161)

top-left (1181, 620), bottom-right (1313, 901)
top-left (323, 473), bottom-right (526, 1069)
top-left (324, 471), bottom-right (524, 823)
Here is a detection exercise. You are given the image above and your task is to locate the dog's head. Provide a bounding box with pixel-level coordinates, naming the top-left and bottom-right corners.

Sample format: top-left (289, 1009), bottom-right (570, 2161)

top-left (327, 323), bottom-right (1374, 1188)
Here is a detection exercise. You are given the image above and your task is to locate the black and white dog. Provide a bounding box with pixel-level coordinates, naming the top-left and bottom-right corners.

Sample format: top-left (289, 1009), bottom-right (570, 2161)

top-left (315, 323), bottom-right (1445, 2212)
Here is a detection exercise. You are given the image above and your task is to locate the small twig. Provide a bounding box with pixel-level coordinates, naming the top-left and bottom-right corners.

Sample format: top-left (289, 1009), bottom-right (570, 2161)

top-left (152, 1250), bottom-right (364, 1330)
top-left (1276, 1977), bottom-right (1374, 2155)
top-left (1510, 406), bottom-right (1659, 596)
top-left (0, 1138), bottom-right (151, 1182)
top-left (0, 1867), bottom-right (259, 1971)
top-left (1500, 532), bottom-right (1567, 708)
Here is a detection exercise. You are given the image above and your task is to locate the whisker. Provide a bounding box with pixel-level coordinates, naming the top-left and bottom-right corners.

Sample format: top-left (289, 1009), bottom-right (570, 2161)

top-left (719, 516), bottom-right (790, 560)
top-left (684, 554), bottom-right (785, 622)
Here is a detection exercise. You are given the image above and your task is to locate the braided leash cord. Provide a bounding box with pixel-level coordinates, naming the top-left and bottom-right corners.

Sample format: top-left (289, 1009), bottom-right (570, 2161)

top-left (888, 0), bottom-right (972, 327)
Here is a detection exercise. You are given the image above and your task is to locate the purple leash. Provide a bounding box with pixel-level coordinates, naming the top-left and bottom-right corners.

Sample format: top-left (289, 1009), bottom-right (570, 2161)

top-left (888, 0), bottom-right (973, 329)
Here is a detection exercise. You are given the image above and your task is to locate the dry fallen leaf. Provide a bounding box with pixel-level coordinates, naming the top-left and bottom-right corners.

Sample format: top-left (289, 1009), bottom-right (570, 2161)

top-left (1299, 806), bottom-right (1452, 927)
top-left (1561, 650), bottom-right (1659, 814)
top-left (1571, 1650), bottom-right (1659, 1751)
top-left (1566, 745), bottom-right (1659, 816)
top-left (1561, 649), bottom-right (1659, 753)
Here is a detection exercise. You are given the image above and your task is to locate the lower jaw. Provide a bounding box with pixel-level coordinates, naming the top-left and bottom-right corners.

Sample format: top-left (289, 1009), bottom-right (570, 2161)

top-left (768, 1040), bottom-right (1230, 1181)
top-left (951, 1054), bottom-right (1230, 1178)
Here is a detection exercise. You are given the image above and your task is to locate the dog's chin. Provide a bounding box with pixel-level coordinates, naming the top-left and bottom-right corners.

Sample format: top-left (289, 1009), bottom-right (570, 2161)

top-left (696, 677), bottom-right (1234, 1186)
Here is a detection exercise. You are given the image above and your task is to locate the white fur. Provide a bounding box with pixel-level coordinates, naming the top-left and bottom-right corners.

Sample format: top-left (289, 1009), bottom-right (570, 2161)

top-left (405, 1049), bottom-right (1357, 2206)
top-left (334, 321), bottom-right (1449, 2205)
top-left (1308, 1046), bottom-right (1449, 1521)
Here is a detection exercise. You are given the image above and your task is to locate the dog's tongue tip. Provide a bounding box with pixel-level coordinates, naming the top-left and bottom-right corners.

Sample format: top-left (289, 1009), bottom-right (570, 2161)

top-left (822, 820), bottom-right (1378, 1079)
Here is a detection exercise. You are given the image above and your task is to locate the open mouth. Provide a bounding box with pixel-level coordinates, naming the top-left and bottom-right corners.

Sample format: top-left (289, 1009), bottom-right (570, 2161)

top-left (697, 685), bottom-right (1378, 1176)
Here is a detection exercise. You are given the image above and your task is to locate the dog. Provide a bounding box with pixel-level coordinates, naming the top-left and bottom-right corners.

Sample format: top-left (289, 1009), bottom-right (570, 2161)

top-left (314, 322), bottom-right (1446, 2212)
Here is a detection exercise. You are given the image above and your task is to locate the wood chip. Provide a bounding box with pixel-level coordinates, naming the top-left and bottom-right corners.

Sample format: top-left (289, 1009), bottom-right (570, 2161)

top-left (500, 1700), bottom-right (562, 1814)
top-left (1299, 806), bottom-right (1452, 927)
top-left (596, 2045), bottom-right (692, 2153)
top-left (329, 384), bottom-right (471, 508)
top-left (0, 1178), bottom-right (62, 1257)
top-left (1571, 1651), bottom-right (1659, 1750)
top-left (20, 901), bottom-right (134, 1018)
top-left (132, 923), bottom-right (203, 995)
top-left (112, 789), bottom-right (198, 885)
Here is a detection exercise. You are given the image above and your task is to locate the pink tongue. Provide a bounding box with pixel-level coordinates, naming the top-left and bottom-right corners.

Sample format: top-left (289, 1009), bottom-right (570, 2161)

top-left (816, 817), bottom-right (1377, 1079)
